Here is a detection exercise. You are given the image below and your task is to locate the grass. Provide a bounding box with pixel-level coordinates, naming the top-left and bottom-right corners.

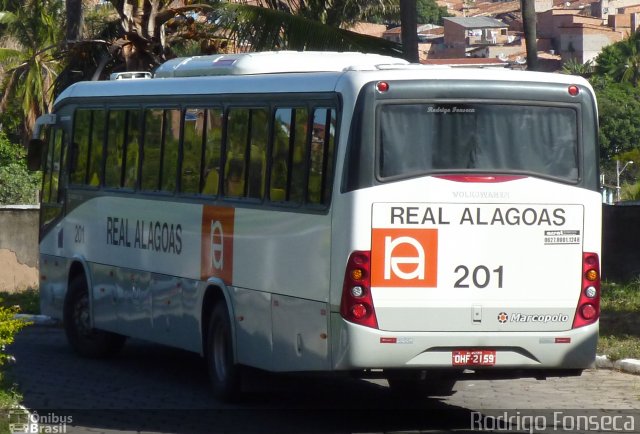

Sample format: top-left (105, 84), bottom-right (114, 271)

top-left (0, 288), bottom-right (40, 315)
top-left (599, 280), bottom-right (640, 361)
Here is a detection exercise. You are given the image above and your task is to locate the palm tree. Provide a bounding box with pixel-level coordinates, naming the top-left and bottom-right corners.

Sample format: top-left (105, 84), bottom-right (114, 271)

top-left (400, 0), bottom-right (418, 62)
top-left (561, 58), bottom-right (594, 77)
top-left (60, 0), bottom-right (402, 88)
top-left (66, 0), bottom-right (83, 41)
top-left (595, 31), bottom-right (640, 86)
top-left (521, 0), bottom-right (538, 71)
top-left (0, 0), bottom-right (63, 143)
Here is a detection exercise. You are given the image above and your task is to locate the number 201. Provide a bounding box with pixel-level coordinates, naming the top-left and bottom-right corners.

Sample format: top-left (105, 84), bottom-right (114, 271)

top-left (454, 265), bottom-right (503, 289)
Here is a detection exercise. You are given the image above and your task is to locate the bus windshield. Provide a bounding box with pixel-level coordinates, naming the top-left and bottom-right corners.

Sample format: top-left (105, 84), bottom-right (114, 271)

top-left (378, 103), bottom-right (579, 182)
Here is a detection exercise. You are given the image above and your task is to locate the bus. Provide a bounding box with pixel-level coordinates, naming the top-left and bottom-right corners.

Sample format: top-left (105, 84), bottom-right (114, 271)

top-left (29, 51), bottom-right (601, 401)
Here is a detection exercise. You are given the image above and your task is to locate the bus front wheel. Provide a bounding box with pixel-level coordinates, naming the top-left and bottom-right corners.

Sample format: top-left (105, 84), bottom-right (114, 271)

top-left (206, 302), bottom-right (242, 402)
top-left (63, 275), bottom-right (126, 358)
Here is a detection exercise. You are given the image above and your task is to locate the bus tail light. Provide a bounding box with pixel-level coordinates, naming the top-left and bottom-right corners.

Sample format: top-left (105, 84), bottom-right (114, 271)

top-left (340, 251), bottom-right (378, 329)
top-left (572, 252), bottom-right (600, 329)
top-left (434, 175), bottom-right (525, 183)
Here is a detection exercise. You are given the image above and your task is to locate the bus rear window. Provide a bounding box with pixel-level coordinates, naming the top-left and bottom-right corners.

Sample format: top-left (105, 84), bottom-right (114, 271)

top-left (378, 103), bottom-right (579, 182)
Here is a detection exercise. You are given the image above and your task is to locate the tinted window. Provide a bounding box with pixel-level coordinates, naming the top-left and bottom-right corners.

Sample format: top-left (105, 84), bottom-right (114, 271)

top-left (182, 108), bottom-right (205, 194)
top-left (379, 103), bottom-right (579, 181)
top-left (142, 109), bottom-right (163, 191)
top-left (202, 109), bottom-right (223, 196)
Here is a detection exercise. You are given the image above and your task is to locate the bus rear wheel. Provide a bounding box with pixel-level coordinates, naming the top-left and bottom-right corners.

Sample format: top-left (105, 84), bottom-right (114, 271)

top-left (63, 275), bottom-right (126, 358)
top-left (206, 302), bottom-right (242, 402)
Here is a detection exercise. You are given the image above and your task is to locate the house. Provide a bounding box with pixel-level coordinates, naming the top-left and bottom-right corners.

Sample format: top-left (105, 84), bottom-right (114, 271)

top-left (537, 9), bottom-right (625, 62)
top-left (592, 0), bottom-right (640, 22)
top-left (442, 16), bottom-right (514, 57)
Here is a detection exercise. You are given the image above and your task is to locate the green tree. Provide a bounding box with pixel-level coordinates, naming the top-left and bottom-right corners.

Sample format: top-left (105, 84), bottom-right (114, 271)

top-left (593, 81), bottom-right (640, 160)
top-left (561, 58), bottom-right (594, 78)
top-left (416, 0), bottom-right (451, 25)
top-left (595, 31), bottom-right (640, 86)
top-left (0, 131), bottom-right (41, 205)
top-left (59, 0), bottom-right (402, 89)
top-left (0, 0), bottom-right (64, 144)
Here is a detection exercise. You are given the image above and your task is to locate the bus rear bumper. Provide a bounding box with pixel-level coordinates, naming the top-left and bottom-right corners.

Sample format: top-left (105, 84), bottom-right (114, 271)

top-left (331, 314), bottom-right (598, 371)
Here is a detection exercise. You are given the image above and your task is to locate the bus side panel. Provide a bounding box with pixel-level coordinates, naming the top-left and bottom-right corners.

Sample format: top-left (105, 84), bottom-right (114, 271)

top-left (231, 209), bottom-right (333, 371)
top-left (233, 286), bottom-right (274, 371)
top-left (272, 294), bottom-right (331, 371)
top-left (39, 254), bottom-right (68, 320)
top-left (89, 263), bottom-right (122, 334)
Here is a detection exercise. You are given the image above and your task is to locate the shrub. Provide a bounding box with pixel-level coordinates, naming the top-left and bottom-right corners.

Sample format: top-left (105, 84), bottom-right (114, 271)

top-left (0, 303), bottom-right (30, 367)
top-left (0, 131), bottom-right (40, 205)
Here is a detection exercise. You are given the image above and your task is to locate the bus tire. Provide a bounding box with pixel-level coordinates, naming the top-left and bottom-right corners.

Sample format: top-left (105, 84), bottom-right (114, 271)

top-left (206, 302), bottom-right (242, 402)
top-left (63, 275), bottom-right (126, 358)
top-left (386, 369), bottom-right (458, 397)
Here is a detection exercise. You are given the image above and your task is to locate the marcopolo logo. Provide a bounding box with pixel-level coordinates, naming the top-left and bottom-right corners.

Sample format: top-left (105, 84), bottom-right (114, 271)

top-left (498, 312), bottom-right (569, 324)
top-left (371, 228), bottom-right (438, 287)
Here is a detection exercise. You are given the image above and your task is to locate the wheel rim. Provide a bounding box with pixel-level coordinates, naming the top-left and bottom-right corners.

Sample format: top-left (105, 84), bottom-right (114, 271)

top-left (73, 293), bottom-right (92, 337)
top-left (213, 323), bottom-right (228, 382)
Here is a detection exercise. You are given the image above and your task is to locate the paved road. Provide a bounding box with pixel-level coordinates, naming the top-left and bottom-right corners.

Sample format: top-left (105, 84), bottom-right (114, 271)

top-left (4, 326), bottom-right (640, 433)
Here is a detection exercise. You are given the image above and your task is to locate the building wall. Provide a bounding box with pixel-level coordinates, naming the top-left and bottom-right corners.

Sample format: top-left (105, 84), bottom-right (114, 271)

top-left (593, 0), bottom-right (640, 21)
top-left (0, 206), bottom-right (39, 292)
top-left (538, 10), bottom-right (581, 39)
top-left (535, 0), bottom-right (554, 12)
top-left (559, 27), bottom-right (623, 63)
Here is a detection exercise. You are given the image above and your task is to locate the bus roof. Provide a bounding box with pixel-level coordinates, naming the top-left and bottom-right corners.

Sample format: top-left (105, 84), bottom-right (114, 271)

top-left (53, 51), bottom-right (593, 107)
top-left (153, 51), bottom-right (410, 77)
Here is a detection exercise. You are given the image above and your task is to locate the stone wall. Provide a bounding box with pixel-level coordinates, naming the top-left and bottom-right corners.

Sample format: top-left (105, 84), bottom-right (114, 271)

top-left (0, 206), bottom-right (39, 292)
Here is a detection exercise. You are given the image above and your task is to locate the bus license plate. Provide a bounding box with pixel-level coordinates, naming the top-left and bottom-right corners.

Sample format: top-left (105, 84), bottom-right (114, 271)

top-left (452, 350), bottom-right (496, 366)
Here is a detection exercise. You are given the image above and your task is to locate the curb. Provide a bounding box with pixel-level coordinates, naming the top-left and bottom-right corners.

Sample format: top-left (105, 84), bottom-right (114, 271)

top-left (14, 314), bottom-right (59, 326)
top-left (595, 355), bottom-right (640, 375)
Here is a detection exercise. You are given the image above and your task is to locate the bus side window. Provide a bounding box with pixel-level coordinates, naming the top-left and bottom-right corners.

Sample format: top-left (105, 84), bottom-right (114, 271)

top-left (290, 108), bottom-right (309, 203)
top-left (247, 108), bottom-right (268, 199)
top-left (270, 109), bottom-right (291, 202)
top-left (40, 127), bottom-right (64, 227)
top-left (182, 108), bottom-right (205, 195)
top-left (270, 107), bottom-right (308, 204)
top-left (88, 110), bottom-right (106, 187)
top-left (105, 110), bottom-right (126, 188)
top-left (70, 110), bottom-right (91, 185)
top-left (124, 110), bottom-right (141, 190)
top-left (141, 109), bottom-right (163, 191)
top-left (161, 109), bottom-right (180, 193)
top-left (225, 108), bottom-right (249, 197)
top-left (202, 108), bottom-right (223, 196)
top-left (308, 108), bottom-right (336, 205)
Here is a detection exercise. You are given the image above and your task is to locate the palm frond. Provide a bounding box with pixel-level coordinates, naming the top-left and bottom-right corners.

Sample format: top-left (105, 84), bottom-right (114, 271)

top-left (0, 47), bottom-right (21, 63)
top-left (207, 2), bottom-right (402, 55)
top-left (0, 10), bottom-right (16, 24)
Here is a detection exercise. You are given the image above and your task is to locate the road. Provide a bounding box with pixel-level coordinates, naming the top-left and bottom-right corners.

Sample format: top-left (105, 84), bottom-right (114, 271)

top-left (4, 326), bottom-right (640, 433)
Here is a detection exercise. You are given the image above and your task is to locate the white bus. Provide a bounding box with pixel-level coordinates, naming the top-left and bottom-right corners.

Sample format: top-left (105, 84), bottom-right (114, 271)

top-left (29, 51), bottom-right (601, 401)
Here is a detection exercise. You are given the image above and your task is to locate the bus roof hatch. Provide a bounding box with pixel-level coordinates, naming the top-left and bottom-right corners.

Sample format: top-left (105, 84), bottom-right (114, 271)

top-left (152, 51), bottom-right (409, 78)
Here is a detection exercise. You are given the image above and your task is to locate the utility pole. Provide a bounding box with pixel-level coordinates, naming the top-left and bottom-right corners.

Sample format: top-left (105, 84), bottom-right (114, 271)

top-left (616, 160), bottom-right (634, 202)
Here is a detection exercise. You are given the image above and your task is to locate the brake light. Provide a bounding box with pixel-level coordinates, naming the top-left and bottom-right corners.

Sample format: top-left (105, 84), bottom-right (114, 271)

top-left (572, 252), bottom-right (600, 329)
top-left (340, 251), bottom-right (378, 329)
top-left (434, 175), bottom-right (525, 183)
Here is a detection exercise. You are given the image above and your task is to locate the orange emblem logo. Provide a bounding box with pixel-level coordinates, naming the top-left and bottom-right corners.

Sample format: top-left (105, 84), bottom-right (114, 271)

top-left (371, 229), bottom-right (438, 287)
top-left (201, 206), bottom-right (235, 284)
